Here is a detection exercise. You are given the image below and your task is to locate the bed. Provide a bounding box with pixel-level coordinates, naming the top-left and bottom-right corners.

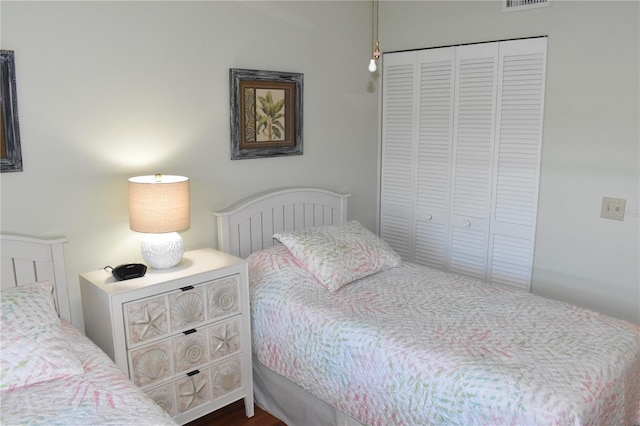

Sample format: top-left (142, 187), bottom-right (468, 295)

top-left (0, 234), bottom-right (177, 425)
top-left (213, 188), bottom-right (640, 426)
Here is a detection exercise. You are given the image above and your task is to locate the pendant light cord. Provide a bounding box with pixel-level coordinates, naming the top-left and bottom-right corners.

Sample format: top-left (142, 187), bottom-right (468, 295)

top-left (374, 0), bottom-right (380, 45)
top-left (373, 0), bottom-right (380, 57)
top-left (371, 0), bottom-right (375, 54)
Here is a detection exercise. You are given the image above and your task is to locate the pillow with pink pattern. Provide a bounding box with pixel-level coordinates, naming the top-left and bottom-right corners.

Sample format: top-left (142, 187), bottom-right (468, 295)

top-left (1, 282), bottom-right (83, 391)
top-left (273, 221), bottom-right (401, 292)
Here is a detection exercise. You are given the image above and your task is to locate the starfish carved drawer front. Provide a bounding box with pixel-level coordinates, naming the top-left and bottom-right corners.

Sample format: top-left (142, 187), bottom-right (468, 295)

top-left (80, 248), bottom-right (254, 424)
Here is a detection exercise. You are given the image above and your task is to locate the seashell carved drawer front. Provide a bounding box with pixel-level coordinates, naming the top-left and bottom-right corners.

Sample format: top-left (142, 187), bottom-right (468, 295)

top-left (207, 276), bottom-right (240, 320)
top-left (146, 382), bottom-right (178, 417)
top-left (209, 317), bottom-right (241, 361)
top-left (125, 294), bottom-right (169, 346)
top-left (211, 357), bottom-right (242, 399)
top-left (176, 370), bottom-right (212, 414)
top-left (169, 287), bottom-right (206, 331)
top-left (131, 341), bottom-right (173, 387)
top-left (172, 329), bottom-right (208, 374)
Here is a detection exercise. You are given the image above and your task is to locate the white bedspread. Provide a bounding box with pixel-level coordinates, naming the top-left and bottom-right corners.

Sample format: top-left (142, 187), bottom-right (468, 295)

top-left (1, 321), bottom-right (177, 425)
top-left (248, 245), bottom-right (640, 426)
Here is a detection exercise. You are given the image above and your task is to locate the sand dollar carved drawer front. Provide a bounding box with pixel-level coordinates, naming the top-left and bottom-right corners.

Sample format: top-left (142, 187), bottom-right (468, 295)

top-left (123, 275), bottom-right (243, 416)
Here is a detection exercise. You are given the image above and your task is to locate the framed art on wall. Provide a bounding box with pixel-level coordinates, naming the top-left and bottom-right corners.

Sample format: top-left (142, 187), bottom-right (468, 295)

top-left (230, 68), bottom-right (303, 160)
top-left (1, 50), bottom-right (23, 173)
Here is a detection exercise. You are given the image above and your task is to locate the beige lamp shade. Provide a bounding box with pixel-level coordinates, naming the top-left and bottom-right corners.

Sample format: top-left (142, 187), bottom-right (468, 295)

top-left (128, 175), bottom-right (190, 233)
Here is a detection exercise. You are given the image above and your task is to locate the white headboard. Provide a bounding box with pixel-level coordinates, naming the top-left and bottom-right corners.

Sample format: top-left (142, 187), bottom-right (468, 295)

top-left (1, 234), bottom-right (71, 322)
top-left (213, 188), bottom-right (350, 258)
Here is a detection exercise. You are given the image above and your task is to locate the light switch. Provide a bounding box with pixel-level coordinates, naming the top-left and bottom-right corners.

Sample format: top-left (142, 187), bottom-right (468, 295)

top-left (601, 196), bottom-right (626, 221)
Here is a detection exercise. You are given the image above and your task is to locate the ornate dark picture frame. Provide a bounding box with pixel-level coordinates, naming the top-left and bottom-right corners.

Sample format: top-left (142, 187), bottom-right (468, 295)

top-left (230, 68), bottom-right (303, 160)
top-left (1, 50), bottom-right (22, 173)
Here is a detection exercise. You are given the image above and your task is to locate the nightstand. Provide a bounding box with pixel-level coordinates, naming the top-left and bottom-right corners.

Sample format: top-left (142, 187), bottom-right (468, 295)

top-left (80, 248), bottom-right (254, 425)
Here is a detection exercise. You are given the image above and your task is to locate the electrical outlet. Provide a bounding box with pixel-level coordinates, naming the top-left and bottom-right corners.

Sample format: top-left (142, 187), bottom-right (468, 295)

top-left (601, 196), bottom-right (626, 221)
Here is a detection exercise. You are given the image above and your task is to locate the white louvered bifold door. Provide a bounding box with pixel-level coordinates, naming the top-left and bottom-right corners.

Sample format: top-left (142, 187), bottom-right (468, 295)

top-left (380, 52), bottom-right (418, 260)
top-left (414, 47), bottom-right (455, 269)
top-left (380, 37), bottom-right (546, 291)
top-left (448, 43), bottom-right (499, 280)
top-left (488, 38), bottom-right (547, 291)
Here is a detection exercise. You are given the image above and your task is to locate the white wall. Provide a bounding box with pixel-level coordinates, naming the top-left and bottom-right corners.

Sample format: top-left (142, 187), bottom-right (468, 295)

top-left (2, 1), bottom-right (638, 329)
top-left (381, 0), bottom-right (639, 324)
top-left (0, 1), bottom-right (379, 331)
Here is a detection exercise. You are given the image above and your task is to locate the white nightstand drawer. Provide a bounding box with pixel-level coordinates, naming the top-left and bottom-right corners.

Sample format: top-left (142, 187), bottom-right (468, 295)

top-left (124, 276), bottom-right (239, 349)
top-left (143, 355), bottom-right (244, 417)
top-left (129, 314), bottom-right (244, 388)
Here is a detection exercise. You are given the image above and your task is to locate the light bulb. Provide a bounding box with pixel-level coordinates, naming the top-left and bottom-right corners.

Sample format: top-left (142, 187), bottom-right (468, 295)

top-left (368, 58), bottom-right (377, 72)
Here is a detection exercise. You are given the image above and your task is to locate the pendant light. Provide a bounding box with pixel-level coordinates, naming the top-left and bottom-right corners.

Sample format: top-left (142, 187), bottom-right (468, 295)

top-left (368, 0), bottom-right (381, 72)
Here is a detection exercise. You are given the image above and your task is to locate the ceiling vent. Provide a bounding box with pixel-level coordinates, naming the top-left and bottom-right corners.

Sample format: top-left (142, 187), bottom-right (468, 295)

top-left (503, 0), bottom-right (550, 12)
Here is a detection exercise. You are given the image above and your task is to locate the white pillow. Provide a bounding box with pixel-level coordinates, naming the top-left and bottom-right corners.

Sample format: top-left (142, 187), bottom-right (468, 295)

top-left (1, 282), bottom-right (83, 391)
top-left (273, 221), bottom-right (401, 292)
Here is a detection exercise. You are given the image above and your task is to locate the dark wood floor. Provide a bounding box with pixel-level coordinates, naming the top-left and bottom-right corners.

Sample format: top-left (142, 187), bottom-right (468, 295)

top-left (185, 399), bottom-right (286, 426)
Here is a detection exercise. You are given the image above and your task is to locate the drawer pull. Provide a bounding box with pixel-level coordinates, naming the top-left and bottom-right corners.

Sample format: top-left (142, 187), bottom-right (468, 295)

top-left (183, 329), bottom-right (197, 335)
top-left (186, 369), bottom-right (200, 377)
top-left (180, 285), bottom-right (195, 291)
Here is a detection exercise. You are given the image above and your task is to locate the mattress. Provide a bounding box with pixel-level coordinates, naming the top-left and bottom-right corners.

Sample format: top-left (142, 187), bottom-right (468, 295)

top-left (248, 245), bottom-right (640, 426)
top-left (1, 320), bottom-right (177, 425)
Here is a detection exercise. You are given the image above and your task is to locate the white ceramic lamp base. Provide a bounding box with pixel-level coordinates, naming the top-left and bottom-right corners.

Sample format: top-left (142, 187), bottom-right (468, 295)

top-left (140, 232), bottom-right (184, 269)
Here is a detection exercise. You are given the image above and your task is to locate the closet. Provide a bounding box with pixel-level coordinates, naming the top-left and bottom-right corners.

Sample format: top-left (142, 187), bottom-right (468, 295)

top-left (380, 37), bottom-right (547, 291)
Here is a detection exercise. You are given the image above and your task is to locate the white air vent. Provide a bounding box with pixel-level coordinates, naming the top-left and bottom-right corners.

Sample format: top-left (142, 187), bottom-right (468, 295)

top-left (503, 0), bottom-right (550, 12)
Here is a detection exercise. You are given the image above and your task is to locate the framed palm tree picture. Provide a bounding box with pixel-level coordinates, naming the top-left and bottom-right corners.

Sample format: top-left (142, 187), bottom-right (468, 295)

top-left (230, 68), bottom-right (303, 159)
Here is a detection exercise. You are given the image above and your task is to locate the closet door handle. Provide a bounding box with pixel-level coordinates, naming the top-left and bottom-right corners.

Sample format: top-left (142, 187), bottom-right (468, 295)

top-left (463, 220), bottom-right (471, 228)
top-left (426, 213), bottom-right (432, 220)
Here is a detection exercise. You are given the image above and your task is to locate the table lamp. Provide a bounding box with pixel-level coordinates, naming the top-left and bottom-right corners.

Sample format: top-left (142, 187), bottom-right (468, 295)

top-left (128, 174), bottom-right (190, 268)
